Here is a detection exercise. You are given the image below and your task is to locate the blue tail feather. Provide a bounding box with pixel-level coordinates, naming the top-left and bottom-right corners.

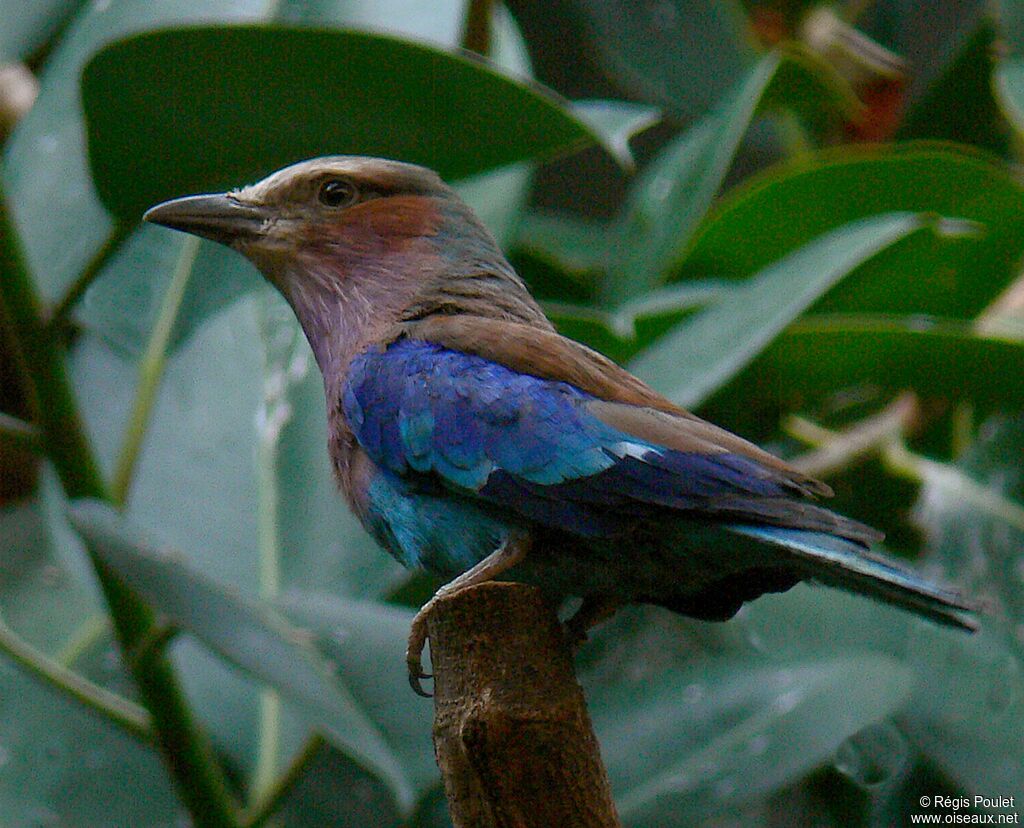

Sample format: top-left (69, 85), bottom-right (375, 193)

top-left (732, 524), bottom-right (978, 631)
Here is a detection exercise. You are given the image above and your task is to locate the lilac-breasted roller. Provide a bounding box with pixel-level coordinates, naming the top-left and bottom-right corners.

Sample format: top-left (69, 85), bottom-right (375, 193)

top-left (145, 157), bottom-right (976, 694)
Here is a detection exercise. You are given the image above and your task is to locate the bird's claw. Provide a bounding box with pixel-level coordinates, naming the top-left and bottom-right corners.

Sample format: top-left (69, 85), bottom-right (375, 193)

top-left (406, 605), bottom-right (434, 697)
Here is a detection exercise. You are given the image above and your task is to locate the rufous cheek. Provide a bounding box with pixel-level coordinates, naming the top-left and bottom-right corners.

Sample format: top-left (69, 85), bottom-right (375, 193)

top-left (301, 195), bottom-right (443, 254)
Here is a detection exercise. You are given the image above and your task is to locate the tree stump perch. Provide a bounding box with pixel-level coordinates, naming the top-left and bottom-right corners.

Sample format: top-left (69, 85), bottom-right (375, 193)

top-left (427, 581), bottom-right (621, 828)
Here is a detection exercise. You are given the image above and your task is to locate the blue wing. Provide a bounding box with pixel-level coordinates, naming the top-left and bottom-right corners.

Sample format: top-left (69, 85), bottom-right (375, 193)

top-left (343, 339), bottom-right (833, 538)
top-left (344, 338), bottom-right (976, 631)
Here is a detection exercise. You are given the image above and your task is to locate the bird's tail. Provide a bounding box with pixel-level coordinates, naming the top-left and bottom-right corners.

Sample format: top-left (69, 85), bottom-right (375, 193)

top-left (731, 524), bottom-right (979, 632)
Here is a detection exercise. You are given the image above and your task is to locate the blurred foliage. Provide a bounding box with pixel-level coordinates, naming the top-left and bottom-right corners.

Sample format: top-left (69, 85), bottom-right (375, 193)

top-left (0, 0), bottom-right (1023, 825)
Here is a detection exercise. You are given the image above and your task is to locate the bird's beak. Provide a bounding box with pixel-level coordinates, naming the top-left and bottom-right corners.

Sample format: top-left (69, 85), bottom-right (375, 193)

top-left (143, 194), bottom-right (270, 246)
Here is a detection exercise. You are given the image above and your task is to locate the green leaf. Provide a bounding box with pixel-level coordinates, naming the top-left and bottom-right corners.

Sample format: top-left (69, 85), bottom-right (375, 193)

top-left (77, 227), bottom-right (255, 356)
top-left (67, 500), bottom-right (415, 812)
top-left (514, 210), bottom-right (611, 282)
top-left (4, 0), bottom-right (540, 322)
top-left (587, 644), bottom-right (912, 825)
top-left (995, 0), bottom-right (1024, 142)
top-left (71, 292), bottom-right (395, 599)
top-left (900, 20), bottom-right (1009, 155)
top-left (545, 280), bottom-right (729, 341)
top-left (0, 483), bottom-right (182, 826)
top-left (69, 293), bottom-right (404, 784)
top-left (2, 0), bottom-right (276, 304)
top-left (915, 414), bottom-right (1024, 643)
top-left (730, 315), bottom-right (1024, 412)
top-left (605, 50), bottom-right (854, 303)
top-left (902, 623), bottom-right (1024, 800)
top-left (899, 414), bottom-right (1024, 799)
top-left (453, 162), bottom-right (534, 251)
top-left (271, 739), bottom-right (405, 828)
top-left (70, 5), bottom-right (536, 355)
top-left (81, 25), bottom-right (622, 221)
top-left (0, 0), bottom-right (81, 62)
top-left (280, 592), bottom-right (436, 793)
top-left (680, 146), bottom-right (1024, 320)
top-left (629, 212), bottom-right (928, 408)
top-left (572, 0), bottom-right (754, 117)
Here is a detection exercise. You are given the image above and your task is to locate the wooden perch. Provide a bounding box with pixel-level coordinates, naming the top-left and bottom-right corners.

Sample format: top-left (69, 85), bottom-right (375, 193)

top-left (427, 581), bottom-right (621, 828)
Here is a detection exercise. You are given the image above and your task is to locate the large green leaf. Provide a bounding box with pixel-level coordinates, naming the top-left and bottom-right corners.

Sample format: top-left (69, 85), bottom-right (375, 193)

top-left (280, 592), bottom-right (436, 793)
top-left (572, 0), bottom-right (754, 117)
top-left (72, 3), bottom-right (541, 355)
top-left (80, 26), bottom-right (620, 221)
top-left (0, 484), bottom-right (182, 826)
top-left (576, 607), bottom-right (913, 826)
top-left (2, 0), bottom-right (276, 304)
top-left (678, 146), bottom-right (1024, 321)
top-left (722, 315), bottom-right (1024, 413)
top-left (604, 49), bottom-right (855, 303)
top-left (68, 500), bottom-right (415, 812)
top-left (69, 292), bottom-right (405, 794)
top-left (629, 212), bottom-right (929, 407)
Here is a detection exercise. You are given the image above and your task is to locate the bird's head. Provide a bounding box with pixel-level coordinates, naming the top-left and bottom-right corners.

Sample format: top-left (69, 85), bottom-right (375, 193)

top-left (145, 156), bottom-right (546, 375)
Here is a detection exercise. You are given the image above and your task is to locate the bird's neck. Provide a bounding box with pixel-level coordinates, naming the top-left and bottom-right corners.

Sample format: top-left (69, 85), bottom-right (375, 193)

top-left (274, 250), bottom-right (420, 402)
top-left (268, 241), bottom-right (550, 407)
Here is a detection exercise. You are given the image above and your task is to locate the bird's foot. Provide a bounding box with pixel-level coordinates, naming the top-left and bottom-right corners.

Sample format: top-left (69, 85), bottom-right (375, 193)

top-left (565, 595), bottom-right (623, 652)
top-left (404, 533), bottom-right (532, 696)
top-left (406, 600), bottom-right (435, 697)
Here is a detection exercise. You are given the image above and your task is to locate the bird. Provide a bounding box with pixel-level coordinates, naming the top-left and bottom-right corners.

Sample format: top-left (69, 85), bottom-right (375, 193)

top-left (144, 156), bottom-right (977, 695)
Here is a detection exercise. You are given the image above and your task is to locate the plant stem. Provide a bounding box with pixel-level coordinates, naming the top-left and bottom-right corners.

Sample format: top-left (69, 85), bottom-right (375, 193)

top-left (461, 0), bottom-right (494, 55)
top-left (242, 734), bottom-right (326, 828)
top-left (786, 393), bottom-right (918, 478)
top-left (48, 219), bottom-right (131, 325)
top-left (0, 198), bottom-right (107, 499)
top-left (111, 235), bottom-right (199, 504)
top-left (54, 612), bottom-right (109, 666)
top-left (251, 299), bottom-right (293, 804)
top-left (0, 608), bottom-right (152, 741)
top-left (0, 187), bottom-right (241, 826)
top-left (0, 410), bottom-right (42, 453)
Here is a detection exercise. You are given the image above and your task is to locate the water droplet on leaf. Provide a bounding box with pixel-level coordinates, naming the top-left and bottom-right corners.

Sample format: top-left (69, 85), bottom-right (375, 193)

top-left (834, 722), bottom-right (909, 790)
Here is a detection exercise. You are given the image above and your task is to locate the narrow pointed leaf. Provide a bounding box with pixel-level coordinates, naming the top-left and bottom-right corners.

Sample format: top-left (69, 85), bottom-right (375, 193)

top-left (605, 49), bottom-right (855, 302)
top-left (680, 146), bottom-right (1024, 319)
top-left (68, 500), bottom-right (414, 812)
top-left (629, 212), bottom-right (927, 407)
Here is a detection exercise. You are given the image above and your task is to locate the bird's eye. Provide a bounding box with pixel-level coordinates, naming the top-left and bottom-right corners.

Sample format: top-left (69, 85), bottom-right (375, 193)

top-left (318, 178), bottom-right (357, 208)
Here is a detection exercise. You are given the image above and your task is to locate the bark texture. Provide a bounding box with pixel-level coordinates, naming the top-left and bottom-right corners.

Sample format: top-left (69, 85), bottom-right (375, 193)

top-left (428, 581), bottom-right (621, 828)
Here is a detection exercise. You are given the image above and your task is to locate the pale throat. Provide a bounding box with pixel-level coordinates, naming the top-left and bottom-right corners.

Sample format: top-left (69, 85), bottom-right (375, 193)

top-left (260, 247), bottom-right (429, 397)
